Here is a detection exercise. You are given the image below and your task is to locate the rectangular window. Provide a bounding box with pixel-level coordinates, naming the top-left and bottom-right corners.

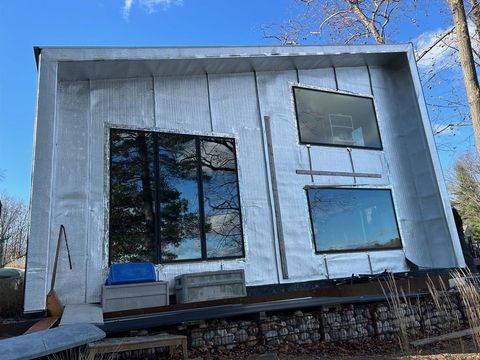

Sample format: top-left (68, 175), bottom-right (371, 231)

top-left (293, 86), bottom-right (382, 149)
top-left (109, 129), bottom-right (244, 264)
top-left (307, 188), bottom-right (401, 253)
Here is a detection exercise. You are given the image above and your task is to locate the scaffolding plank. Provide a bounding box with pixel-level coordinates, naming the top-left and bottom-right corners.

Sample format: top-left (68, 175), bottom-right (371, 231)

top-left (0, 323), bottom-right (105, 360)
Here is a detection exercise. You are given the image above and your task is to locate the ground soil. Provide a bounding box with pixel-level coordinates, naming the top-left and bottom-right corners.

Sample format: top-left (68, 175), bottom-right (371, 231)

top-left (0, 317), bottom-right (36, 339)
top-left (191, 338), bottom-right (480, 360)
top-left (275, 339), bottom-right (480, 360)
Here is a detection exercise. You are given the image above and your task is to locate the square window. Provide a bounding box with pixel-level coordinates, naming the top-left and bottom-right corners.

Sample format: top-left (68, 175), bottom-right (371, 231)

top-left (307, 188), bottom-right (401, 253)
top-left (293, 86), bottom-right (382, 149)
top-left (109, 129), bottom-right (245, 264)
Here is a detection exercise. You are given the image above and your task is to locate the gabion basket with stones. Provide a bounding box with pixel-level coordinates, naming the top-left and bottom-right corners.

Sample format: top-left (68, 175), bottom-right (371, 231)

top-left (187, 295), bottom-right (466, 351)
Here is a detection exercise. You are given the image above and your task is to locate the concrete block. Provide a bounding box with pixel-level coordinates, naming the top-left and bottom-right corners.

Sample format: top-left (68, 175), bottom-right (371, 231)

top-left (102, 281), bottom-right (169, 313)
top-left (175, 270), bottom-right (246, 304)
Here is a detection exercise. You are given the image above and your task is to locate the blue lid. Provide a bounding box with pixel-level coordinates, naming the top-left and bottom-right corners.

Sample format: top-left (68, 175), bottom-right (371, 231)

top-left (107, 262), bottom-right (156, 285)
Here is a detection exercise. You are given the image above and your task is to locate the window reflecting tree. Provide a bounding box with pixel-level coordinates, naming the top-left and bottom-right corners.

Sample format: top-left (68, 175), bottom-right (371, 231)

top-left (158, 134), bottom-right (202, 261)
top-left (110, 130), bottom-right (156, 263)
top-left (201, 138), bottom-right (243, 258)
top-left (307, 188), bottom-right (401, 252)
top-left (109, 129), bottom-right (244, 263)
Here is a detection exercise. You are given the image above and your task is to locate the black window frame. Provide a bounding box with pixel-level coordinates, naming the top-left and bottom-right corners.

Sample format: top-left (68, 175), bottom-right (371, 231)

top-left (305, 187), bottom-right (402, 254)
top-left (292, 86), bottom-right (384, 151)
top-left (108, 127), bottom-right (245, 265)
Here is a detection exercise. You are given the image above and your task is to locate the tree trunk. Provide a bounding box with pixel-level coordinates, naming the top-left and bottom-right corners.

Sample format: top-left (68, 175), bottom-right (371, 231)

top-left (137, 133), bottom-right (155, 249)
top-left (348, 1), bottom-right (385, 44)
top-left (448, 0), bottom-right (480, 156)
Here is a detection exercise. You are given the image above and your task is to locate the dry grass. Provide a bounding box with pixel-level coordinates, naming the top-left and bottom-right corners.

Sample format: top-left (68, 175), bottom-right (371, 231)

top-left (426, 274), bottom-right (465, 352)
top-left (49, 347), bottom-right (91, 360)
top-left (47, 344), bottom-right (174, 360)
top-left (379, 273), bottom-right (412, 355)
top-left (48, 347), bottom-right (117, 360)
top-left (379, 269), bottom-right (480, 358)
top-left (451, 269), bottom-right (480, 351)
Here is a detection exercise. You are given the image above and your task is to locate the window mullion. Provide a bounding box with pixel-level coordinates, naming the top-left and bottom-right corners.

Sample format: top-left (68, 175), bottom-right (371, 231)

top-left (196, 137), bottom-right (208, 260)
top-left (153, 133), bottom-right (162, 263)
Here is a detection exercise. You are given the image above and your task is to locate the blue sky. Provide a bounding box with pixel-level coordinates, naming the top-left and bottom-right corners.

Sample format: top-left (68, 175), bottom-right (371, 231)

top-left (0, 0), bottom-right (475, 200)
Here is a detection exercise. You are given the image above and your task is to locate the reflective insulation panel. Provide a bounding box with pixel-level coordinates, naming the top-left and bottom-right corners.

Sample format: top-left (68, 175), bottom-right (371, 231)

top-left (24, 46), bottom-right (463, 312)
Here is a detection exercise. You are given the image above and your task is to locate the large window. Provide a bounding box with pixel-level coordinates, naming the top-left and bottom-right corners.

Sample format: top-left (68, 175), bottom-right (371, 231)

top-left (307, 188), bottom-right (401, 253)
top-left (293, 86), bottom-right (382, 149)
top-left (109, 129), bottom-right (244, 263)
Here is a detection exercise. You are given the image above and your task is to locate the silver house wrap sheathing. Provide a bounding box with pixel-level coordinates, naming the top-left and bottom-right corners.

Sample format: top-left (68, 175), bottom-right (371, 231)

top-left (24, 45), bottom-right (465, 313)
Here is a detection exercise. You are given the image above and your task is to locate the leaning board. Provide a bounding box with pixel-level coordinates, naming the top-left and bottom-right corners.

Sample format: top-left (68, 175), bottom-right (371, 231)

top-left (0, 323), bottom-right (105, 360)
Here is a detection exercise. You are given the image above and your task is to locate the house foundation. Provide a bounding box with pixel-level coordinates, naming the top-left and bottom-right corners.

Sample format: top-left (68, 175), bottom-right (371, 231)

top-left (183, 295), bottom-right (465, 352)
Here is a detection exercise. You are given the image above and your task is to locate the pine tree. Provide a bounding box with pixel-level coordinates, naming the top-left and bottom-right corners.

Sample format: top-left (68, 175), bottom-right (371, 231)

top-left (453, 154), bottom-right (480, 236)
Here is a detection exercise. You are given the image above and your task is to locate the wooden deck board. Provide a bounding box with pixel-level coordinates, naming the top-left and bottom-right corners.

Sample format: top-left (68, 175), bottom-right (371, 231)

top-left (87, 333), bottom-right (188, 360)
top-left (24, 316), bottom-right (59, 334)
top-left (411, 327), bottom-right (480, 347)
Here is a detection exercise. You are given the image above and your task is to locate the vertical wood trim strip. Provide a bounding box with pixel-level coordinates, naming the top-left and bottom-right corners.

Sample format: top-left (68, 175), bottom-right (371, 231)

top-left (264, 115), bottom-right (289, 279)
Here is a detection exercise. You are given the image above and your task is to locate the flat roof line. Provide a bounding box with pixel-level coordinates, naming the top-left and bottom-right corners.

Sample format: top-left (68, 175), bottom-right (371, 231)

top-left (34, 43), bottom-right (413, 66)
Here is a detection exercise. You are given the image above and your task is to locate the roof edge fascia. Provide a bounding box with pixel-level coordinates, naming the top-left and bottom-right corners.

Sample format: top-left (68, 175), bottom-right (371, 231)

top-left (34, 44), bottom-right (413, 67)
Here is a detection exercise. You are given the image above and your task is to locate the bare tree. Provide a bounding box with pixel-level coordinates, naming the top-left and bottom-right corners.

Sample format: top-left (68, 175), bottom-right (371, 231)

top-left (416, 25), bottom-right (475, 145)
top-left (412, 4), bottom-right (480, 146)
top-left (262, 0), bottom-right (415, 45)
top-left (447, 0), bottom-right (480, 156)
top-left (450, 152), bottom-right (480, 236)
top-left (470, 0), bottom-right (480, 41)
top-left (263, 0), bottom-right (480, 156)
top-left (0, 195), bottom-right (28, 267)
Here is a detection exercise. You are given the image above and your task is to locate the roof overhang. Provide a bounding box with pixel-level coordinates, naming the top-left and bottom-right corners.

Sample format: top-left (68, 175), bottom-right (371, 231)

top-left (33, 44), bottom-right (414, 81)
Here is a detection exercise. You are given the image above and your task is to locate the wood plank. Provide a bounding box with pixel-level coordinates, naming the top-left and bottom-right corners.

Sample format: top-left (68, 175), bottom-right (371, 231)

top-left (88, 334), bottom-right (186, 349)
top-left (24, 316), bottom-right (59, 334)
top-left (411, 327), bottom-right (480, 347)
top-left (88, 333), bottom-right (188, 359)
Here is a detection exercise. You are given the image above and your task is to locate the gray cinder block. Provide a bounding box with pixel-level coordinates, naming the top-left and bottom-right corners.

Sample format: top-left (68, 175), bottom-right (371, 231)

top-left (102, 281), bottom-right (169, 313)
top-left (175, 270), bottom-right (246, 304)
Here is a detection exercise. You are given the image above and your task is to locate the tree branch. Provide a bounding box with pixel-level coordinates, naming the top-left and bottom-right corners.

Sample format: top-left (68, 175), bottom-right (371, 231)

top-left (416, 27), bottom-right (456, 61)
